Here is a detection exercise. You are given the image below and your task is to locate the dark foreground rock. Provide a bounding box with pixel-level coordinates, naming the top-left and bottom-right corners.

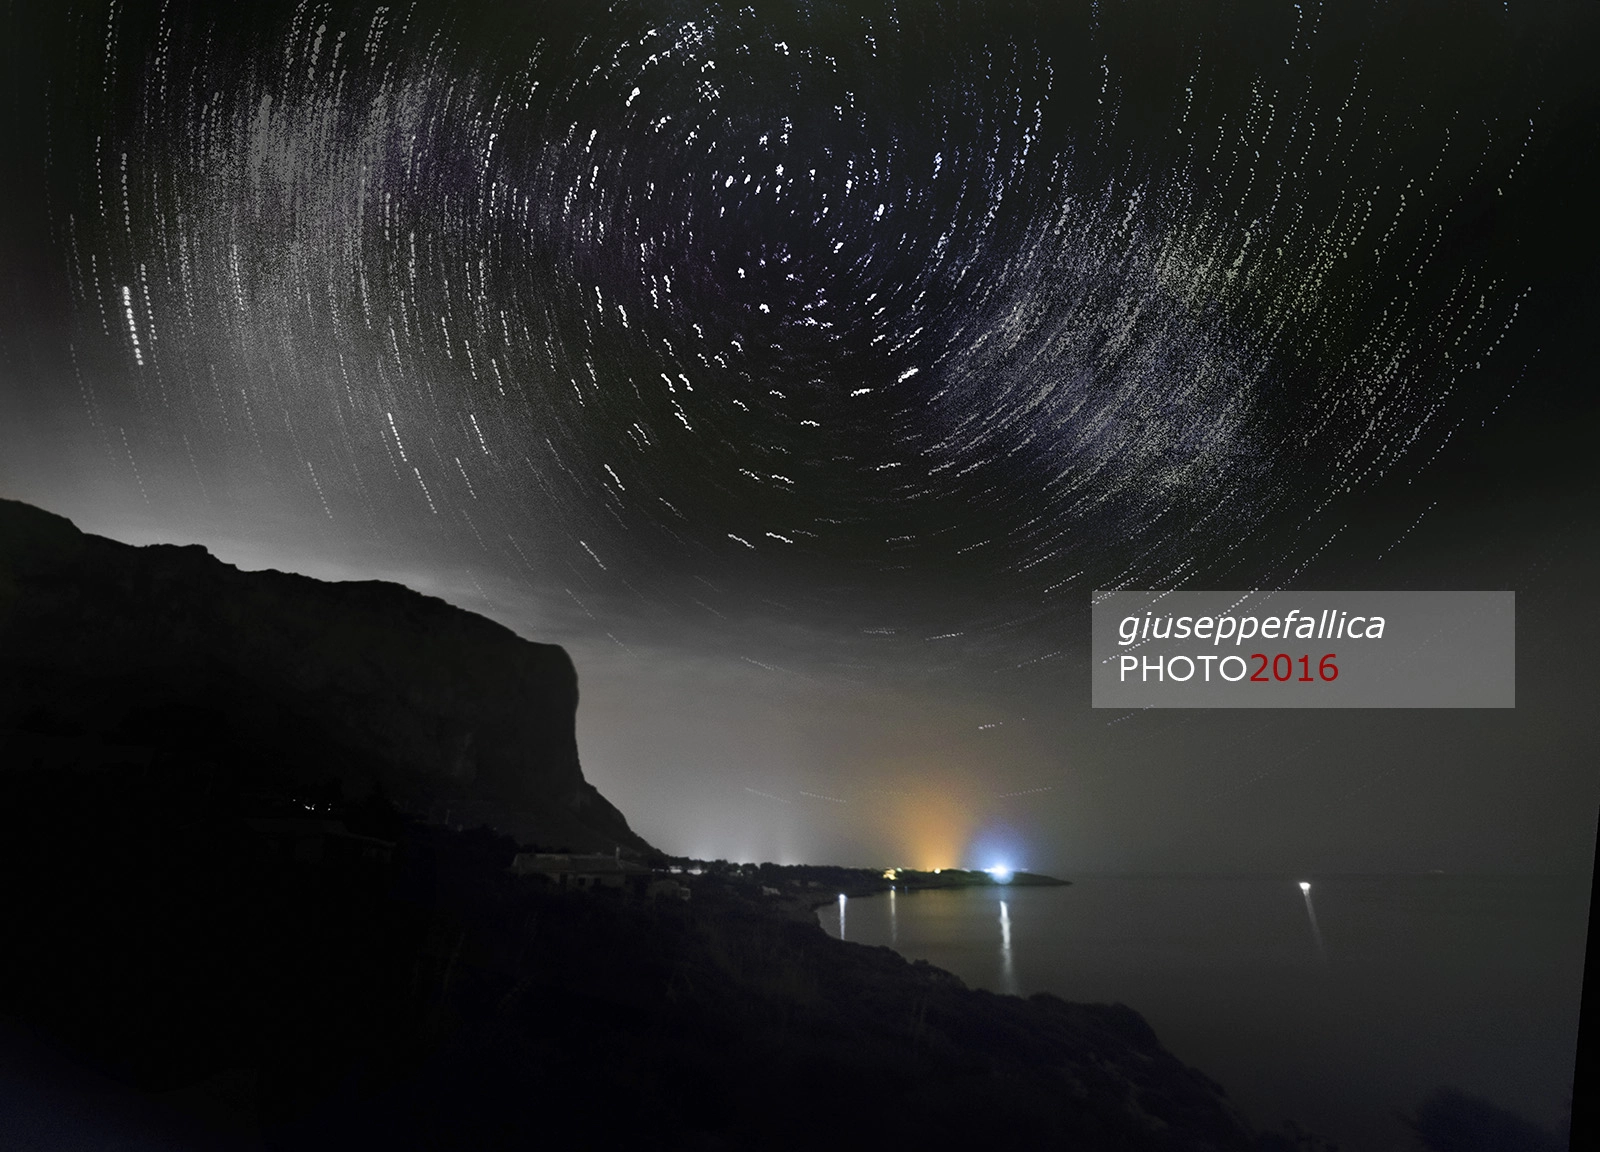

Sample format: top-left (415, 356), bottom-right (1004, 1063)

top-left (0, 769), bottom-right (1260, 1151)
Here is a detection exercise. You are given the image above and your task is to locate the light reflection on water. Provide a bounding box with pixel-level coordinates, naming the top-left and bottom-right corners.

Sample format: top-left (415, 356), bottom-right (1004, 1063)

top-left (999, 899), bottom-right (1015, 995)
top-left (816, 875), bottom-right (1588, 1151)
top-left (1299, 882), bottom-right (1327, 963)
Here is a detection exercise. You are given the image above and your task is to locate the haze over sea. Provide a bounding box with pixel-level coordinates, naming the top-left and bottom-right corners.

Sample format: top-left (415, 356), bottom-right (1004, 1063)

top-left (820, 874), bottom-right (1587, 1150)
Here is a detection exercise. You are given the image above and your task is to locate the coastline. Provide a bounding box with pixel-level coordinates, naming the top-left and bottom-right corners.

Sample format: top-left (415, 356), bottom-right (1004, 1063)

top-left (649, 857), bottom-right (1070, 924)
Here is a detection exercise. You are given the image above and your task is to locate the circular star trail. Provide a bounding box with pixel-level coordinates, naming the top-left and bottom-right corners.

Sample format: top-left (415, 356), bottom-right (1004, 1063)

top-left (43, 0), bottom-right (1543, 647)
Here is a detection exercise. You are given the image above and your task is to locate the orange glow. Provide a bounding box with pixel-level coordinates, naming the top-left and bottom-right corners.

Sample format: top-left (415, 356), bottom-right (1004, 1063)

top-left (894, 785), bottom-right (976, 871)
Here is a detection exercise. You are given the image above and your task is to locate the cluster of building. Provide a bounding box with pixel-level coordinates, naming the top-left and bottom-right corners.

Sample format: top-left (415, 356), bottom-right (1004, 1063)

top-left (510, 850), bottom-right (691, 900)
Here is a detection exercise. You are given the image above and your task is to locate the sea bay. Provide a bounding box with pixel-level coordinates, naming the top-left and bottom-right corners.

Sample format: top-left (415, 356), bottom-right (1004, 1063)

top-left (820, 874), bottom-right (1588, 1150)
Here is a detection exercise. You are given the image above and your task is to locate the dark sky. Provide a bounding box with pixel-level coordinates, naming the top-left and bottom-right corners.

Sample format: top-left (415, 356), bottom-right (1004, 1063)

top-left (2, 0), bottom-right (1596, 873)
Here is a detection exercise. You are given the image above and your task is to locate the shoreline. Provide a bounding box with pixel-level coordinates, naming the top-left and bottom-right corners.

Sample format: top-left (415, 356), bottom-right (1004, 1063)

top-left (649, 857), bottom-right (1069, 922)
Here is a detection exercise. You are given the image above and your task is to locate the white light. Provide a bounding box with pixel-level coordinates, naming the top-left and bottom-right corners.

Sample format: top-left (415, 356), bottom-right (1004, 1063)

top-left (988, 865), bottom-right (1013, 883)
top-left (1299, 881), bottom-right (1311, 892)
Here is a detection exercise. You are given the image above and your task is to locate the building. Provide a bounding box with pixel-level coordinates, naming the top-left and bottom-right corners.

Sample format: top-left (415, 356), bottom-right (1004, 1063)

top-left (509, 850), bottom-right (651, 891)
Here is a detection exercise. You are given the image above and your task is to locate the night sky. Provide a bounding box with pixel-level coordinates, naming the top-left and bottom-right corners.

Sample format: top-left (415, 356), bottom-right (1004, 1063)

top-left (2, 0), bottom-right (1596, 874)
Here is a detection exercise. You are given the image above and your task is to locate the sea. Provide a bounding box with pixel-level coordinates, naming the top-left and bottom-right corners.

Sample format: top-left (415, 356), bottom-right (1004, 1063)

top-left (818, 874), bottom-right (1589, 1151)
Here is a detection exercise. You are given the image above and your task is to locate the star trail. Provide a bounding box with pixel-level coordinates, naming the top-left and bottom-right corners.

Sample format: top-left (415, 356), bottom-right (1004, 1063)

top-left (50, 0), bottom-right (1536, 620)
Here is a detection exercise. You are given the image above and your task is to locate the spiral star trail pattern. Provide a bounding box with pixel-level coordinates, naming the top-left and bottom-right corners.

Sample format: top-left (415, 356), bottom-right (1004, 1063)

top-left (45, 0), bottom-right (1534, 613)
top-left (2, 0), bottom-right (1596, 872)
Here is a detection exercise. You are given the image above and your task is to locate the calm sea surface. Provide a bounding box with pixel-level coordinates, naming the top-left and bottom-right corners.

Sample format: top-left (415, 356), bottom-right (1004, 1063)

top-left (818, 875), bottom-right (1589, 1151)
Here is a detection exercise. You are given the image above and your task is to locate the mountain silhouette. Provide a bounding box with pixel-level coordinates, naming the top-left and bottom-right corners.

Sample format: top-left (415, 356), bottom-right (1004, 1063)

top-left (0, 497), bottom-right (645, 854)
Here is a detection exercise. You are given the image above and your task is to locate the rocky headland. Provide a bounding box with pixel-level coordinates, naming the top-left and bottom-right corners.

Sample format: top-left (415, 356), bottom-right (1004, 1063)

top-left (0, 498), bottom-right (1293, 1150)
top-left (0, 497), bottom-right (642, 854)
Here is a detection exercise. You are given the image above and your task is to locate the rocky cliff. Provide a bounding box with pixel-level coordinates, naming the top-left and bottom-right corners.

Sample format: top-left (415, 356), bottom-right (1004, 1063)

top-left (0, 498), bottom-right (646, 853)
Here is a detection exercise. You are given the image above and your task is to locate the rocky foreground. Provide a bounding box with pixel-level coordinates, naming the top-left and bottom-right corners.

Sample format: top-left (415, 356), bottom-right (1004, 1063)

top-left (0, 772), bottom-right (1269, 1151)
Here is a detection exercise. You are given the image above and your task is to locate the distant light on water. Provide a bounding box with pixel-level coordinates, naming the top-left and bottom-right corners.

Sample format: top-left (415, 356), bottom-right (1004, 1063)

top-left (838, 893), bottom-right (847, 941)
top-left (987, 864), bottom-right (1013, 883)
